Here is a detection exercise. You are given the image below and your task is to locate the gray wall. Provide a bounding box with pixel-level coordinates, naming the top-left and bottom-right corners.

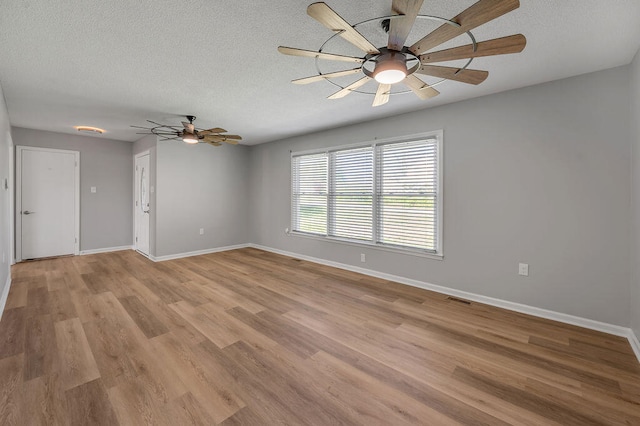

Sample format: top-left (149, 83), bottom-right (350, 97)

top-left (11, 127), bottom-right (133, 251)
top-left (0, 83), bottom-right (12, 300)
top-left (631, 49), bottom-right (640, 339)
top-left (155, 140), bottom-right (250, 257)
top-left (249, 66), bottom-right (632, 327)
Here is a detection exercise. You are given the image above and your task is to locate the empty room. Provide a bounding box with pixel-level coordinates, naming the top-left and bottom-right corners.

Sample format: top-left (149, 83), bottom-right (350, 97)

top-left (1, 0), bottom-right (640, 424)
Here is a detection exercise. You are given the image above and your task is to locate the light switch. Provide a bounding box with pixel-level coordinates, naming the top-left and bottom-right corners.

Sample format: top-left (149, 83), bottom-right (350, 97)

top-left (518, 263), bottom-right (529, 276)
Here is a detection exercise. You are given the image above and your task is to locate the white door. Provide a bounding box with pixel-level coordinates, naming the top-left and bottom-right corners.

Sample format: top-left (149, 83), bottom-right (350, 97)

top-left (134, 153), bottom-right (150, 256)
top-left (18, 147), bottom-right (79, 260)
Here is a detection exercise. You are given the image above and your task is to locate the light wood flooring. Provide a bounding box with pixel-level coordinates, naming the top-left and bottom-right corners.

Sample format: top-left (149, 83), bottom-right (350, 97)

top-left (1, 247), bottom-right (639, 425)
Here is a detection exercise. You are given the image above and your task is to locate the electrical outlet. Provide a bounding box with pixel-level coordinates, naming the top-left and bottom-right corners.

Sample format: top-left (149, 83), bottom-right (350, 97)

top-left (360, 253), bottom-right (366, 262)
top-left (90, 186), bottom-right (97, 193)
top-left (199, 228), bottom-right (204, 235)
top-left (519, 263), bottom-right (529, 276)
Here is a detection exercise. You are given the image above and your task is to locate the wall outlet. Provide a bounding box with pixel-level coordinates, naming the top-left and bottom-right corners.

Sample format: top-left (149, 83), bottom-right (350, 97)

top-left (518, 263), bottom-right (529, 276)
top-left (90, 186), bottom-right (97, 193)
top-left (360, 253), bottom-right (366, 263)
top-left (199, 228), bottom-right (204, 235)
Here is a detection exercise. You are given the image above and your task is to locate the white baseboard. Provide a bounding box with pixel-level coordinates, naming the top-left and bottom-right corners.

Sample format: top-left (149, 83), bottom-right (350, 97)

top-left (629, 329), bottom-right (640, 362)
top-left (249, 244), bottom-right (639, 362)
top-left (80, 245), bottom-right (134, 255)
top-left (151, 243), bottom-right (251, 262)
top-left (0, 274), bottom-right (11, 322)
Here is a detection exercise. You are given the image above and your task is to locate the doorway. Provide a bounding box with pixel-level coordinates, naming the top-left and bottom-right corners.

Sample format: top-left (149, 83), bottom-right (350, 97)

top-left (16, 146), bottom-right (79, 261)
top-left (134, 152), bottom-right (150, 256)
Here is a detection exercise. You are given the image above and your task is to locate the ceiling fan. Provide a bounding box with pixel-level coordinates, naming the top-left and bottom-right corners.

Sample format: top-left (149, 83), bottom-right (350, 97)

top-left (278, 0), bottom-right (526, 106)
top-left (132, 115), bottom-right (242, 147)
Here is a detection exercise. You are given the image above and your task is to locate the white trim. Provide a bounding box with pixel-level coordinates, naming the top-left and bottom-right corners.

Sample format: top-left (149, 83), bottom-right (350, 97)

top-left (8, 137), bottom-right (14, 264)
top-left (290, 130), bottom-right (443, 157)
top-left (150, 243), bottom-right (251, 262)
top-left (15, 146), bottom-right (80, 261)
top-left (249, 243), bottom-right (639, 362)
top-left (0, 275), bottom-right (11, 322)
top-left (629, 329), bottom-right (640, 362)
top-left (290, 130), bottom-right (444, 256)
top-left (134, 151), bottom-right (151, 256)
top-left (80, 245), bottom-right (134, 255)
top-left (288, 230), bottom-right (443, 260)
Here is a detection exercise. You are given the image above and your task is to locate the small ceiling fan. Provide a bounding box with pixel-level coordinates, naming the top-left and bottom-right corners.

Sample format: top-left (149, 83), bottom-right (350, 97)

top-left (132, 115), bottom-right (242, 146)
top-left (278, 0), bottom-right (526, 106)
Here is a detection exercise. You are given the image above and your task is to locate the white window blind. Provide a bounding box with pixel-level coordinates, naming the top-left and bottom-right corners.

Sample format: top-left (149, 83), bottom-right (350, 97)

top-left (291, 133), bottom-right (441, 255)
top-left (291, 153), bottom-right (327, 235)
top-left (330, 147), bottom-right (373, 241)
top-left (377, 140), bottom-right (438, 251)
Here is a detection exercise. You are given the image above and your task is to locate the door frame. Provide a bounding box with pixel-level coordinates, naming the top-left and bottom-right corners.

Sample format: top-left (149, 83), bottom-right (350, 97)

top-left (8, 135), bottom-right (14, 264)
top-left (133, 150), bottom-right (150, 257)
top-left (15, 146), bottom-right (80, 262)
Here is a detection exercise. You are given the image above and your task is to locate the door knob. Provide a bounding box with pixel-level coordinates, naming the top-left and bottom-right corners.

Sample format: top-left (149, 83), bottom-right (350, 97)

top-left (23, 210), bottom-right (35, 215)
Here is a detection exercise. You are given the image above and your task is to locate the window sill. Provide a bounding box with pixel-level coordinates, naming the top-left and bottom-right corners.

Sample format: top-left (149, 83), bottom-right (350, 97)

top-left (288, 231), bottom-right (444, 260)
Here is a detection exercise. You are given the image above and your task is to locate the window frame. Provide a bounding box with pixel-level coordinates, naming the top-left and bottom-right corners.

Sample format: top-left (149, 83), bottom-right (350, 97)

top-left (290, 130), bottom-right (443, 259)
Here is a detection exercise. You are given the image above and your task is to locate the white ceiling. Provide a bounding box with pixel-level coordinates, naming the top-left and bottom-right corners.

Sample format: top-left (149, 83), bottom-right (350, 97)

top-left (1, 1), bottom-right (639, 145)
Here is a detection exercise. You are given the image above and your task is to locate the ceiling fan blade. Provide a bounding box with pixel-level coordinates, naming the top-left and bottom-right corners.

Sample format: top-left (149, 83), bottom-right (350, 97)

top-left (328, 76), bottom-right (373, 99)
top-left (278, 46), bottom-right (364, 64)
top-left (146, 120), bottom-right (172, 128)
top-left (292, 68), bottom-right (362, 85)
top-left (416, 65), bottom-right (488, 85)
top-left (205, 134), bottom-right (242, 140)
top-left (372, 83), bottom-right (391, 107)
top-left (307, 2), bottom-right (379, 54)
top-left (205, 141), bottom-right (222, 147)
top-left (182, 121), bottom-right (195, 133)
top-left (388, 0), bottom-right (424, 51)
top-left (410, 0), bottom-right (520, 55)
top-left (205, 137), bottom-right (239, 145)
top-left (420, 34), bottom-right (526, 64)
top-left (198, 127), bottom-right (228, 136)
top-left (152, 129), bottom-right (180, 135)
top-left (403, 75), bottom-right (439, 100)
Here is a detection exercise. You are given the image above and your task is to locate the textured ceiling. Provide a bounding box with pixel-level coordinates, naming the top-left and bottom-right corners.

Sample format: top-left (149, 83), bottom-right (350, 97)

top-left (1, 1), bottom-right (639, 145)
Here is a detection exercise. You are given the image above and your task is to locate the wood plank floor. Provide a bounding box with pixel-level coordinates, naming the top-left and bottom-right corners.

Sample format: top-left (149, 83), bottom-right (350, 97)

top-left (1, 248), bottom-right (639, 425)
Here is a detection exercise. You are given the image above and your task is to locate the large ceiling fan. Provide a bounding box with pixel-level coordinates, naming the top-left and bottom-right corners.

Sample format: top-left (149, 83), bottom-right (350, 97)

top-left (132, 115), bottom-right (242, 147)
top-left (278, 0), bottom-right (526, 106)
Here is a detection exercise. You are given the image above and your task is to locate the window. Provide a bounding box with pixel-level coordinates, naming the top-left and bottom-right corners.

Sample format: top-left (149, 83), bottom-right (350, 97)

top-left (291, 132), bottom-right (442, 255)
top-left (291, 153), bottom-right (327, 235)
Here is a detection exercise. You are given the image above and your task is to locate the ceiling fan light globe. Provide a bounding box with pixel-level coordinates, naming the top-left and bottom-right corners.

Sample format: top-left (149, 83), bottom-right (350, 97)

top-left (374, 69), bottom-right (406, 84)
top-left (182, 132), bottom-right (199, 144)
top-left (372, 53), bottom-right (408, 85)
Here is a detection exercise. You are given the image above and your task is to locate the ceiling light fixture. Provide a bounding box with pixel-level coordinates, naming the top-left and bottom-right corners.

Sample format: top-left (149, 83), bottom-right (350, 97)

top-left (182, 131), bottom-right (199, 144)
top-left (372, 52), bottom-right (408, 84)
top-left (131, 115), bottom-right (243, 147)
top-left (278, 1), bottom-right (527, 107)
top-left (75, 126), bottom-right (105, 134)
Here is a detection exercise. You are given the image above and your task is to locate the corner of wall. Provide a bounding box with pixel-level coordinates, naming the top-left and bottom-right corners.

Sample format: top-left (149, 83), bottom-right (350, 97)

top-left (0, 81), bottom-right (13, 319)
top-left (631, 47), bottom-right (640, 342)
